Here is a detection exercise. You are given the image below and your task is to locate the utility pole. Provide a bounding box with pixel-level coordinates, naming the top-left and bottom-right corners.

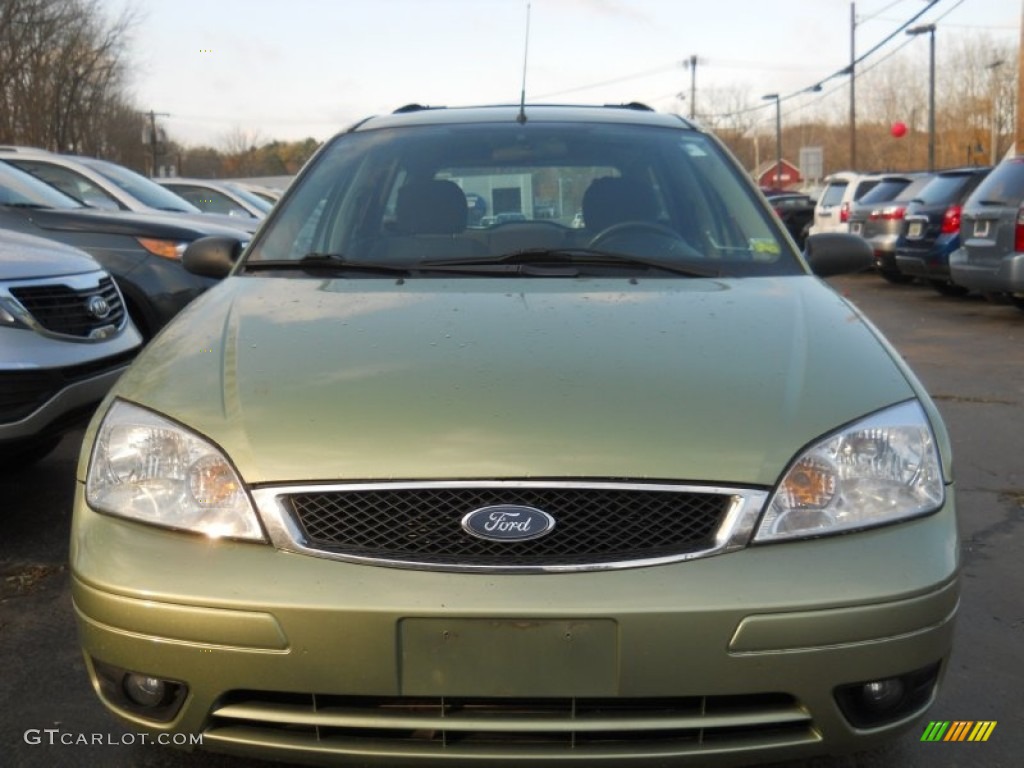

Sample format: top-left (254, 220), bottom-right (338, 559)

top-left (849, 2), bottom-right (857, 170)
top-left (688, 55), bottom-right (698, 120)
top-left (907, 25), bottom-right (936, 172)
top-left (1017, 1), bottom-right (1024, 156)
top-left (143, 110), bottom-right (170, 177)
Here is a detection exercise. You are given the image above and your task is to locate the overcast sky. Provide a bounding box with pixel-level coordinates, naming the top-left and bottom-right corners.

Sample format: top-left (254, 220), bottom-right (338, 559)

top-left (106, 0), bottom-right (1019, 147)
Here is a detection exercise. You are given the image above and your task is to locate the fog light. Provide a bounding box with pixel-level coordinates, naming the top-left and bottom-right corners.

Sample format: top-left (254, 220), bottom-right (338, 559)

top-left (861, 678), bottom-right (905, 711)
top-left (124, 673), bottom-right (169, 708)
top-left (835, 662), bottom-right (941, 729)
top-left (91, 659), bottom-right (188, 722)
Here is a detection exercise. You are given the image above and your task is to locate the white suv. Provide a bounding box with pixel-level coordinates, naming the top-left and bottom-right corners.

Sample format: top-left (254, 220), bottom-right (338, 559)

top-left (808, 172), bottom-right (883, 236)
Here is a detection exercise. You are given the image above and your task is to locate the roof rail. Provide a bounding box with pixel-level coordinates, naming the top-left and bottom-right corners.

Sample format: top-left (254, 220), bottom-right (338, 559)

top-left (605, 102), bottom-right (655, 112)
top-left (392, 104), bottom-right (437, 114)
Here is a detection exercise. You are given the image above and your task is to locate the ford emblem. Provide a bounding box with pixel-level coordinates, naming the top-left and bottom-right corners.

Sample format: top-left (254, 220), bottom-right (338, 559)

top-left (461, 504), bottom-right (556, 542)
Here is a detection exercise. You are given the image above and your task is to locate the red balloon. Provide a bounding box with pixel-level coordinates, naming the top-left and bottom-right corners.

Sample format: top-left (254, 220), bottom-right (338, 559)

top-left (891, 121), bottom-right (907, 138)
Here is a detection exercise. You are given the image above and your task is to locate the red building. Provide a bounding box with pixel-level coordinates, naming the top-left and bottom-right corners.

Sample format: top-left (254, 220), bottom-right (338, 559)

top-left (755, 159), bottom-right (803, 191)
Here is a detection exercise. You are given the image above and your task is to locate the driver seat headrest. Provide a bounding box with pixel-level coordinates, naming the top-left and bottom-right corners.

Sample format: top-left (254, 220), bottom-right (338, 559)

top-left (582, 177), bottom-right (658, 232)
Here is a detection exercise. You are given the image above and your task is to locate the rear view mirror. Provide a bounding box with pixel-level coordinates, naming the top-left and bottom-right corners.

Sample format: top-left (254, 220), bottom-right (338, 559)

top-left (182, 236), bottom-right (244, 279)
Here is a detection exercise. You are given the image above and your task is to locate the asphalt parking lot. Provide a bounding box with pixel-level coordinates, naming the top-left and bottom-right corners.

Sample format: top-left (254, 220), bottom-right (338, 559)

top-left (1, 271), bottom-right (1022, 768)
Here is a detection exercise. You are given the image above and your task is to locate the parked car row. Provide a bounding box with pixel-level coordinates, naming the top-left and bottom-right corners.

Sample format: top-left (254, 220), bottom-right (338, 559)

top-left (794, 163), bottom-right (1019, 313)
top-left (808, 162), bottom-right (1023, 312)
top-left (1, 149), bottom-right (283, 467)
top-left (0, 147), bottom-right (262, 234)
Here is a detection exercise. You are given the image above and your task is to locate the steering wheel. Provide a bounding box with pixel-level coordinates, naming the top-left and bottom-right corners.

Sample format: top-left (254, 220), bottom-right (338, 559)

top-left (588, 221), bottom-right (698, 258)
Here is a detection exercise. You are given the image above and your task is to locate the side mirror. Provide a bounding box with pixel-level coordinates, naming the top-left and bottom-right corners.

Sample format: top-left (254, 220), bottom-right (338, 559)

top-left (182, 236), bottom-right (244, 279)
top-left (804, 233), bottom-right (873, 277)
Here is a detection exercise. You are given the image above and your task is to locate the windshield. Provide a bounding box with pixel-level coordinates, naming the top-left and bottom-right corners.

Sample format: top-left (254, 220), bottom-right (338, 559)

top-left (913, 173), bottom-right (976, 205)
top-left (857, 178), bottom-right (914, 205)
top-left (247, 120), bottom-right (799, 277)
top-left (78, 157), bottom-right (203, 213)
top-left (0, 161), bottom-right (84, 209)
top-left (967, 159), bottom-right (1024, 204)
top-left (819, 181), bottom-right (847, 207)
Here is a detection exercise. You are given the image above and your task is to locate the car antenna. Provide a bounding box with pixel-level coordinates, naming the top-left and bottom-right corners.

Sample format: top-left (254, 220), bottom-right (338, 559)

top-left (517, 1), bottom-right (531, 124)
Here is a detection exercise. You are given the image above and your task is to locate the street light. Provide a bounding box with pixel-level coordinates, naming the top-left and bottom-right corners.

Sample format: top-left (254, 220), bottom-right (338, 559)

top-left (906, 23), bottom-right (936, 172)
top-left (762, 93), bottom-right (781, 187)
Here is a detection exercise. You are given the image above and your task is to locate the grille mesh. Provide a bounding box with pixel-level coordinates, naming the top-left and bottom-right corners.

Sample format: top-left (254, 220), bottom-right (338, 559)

top-left (11, 275), bottom-right (124, 337)
top-left (287, 486), bottom-right (731, 566)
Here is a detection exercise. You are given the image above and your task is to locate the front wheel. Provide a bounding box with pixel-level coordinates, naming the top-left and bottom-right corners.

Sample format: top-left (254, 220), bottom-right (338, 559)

top-left (879, 268), bottom-right (913, 285)
top-left (1011, 296), bottom-right (1024, 313)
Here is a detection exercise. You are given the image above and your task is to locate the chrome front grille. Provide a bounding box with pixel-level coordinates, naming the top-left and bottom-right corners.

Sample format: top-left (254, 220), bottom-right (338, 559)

top-left (254, 481), bottom-right (767, 572)
top-left (10, 274), bottom-right (125, 338)
top-left (205, 692), bottom-right (818, 757)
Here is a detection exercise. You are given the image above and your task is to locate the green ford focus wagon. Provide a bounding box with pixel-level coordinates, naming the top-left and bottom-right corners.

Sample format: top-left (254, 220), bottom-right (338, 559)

top-left (71, 104), bottom-right (959, 766)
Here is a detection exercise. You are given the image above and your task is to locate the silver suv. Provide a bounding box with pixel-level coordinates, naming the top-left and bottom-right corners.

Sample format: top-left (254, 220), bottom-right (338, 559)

top-left (1, 229), bottom-right (141, 466)
top-left (950, 157), bottom-right (1024, 311)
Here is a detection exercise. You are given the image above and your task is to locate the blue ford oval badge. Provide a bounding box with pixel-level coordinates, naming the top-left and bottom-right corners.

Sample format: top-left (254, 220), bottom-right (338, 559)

top-left (461, 504), bottom-right (556, 542)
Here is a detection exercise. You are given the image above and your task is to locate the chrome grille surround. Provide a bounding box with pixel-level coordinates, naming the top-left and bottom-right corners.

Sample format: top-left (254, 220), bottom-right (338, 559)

top-left (204, 691), bottom-right (819, 756)
top-left (253, 481), bottom-right (768, 573)
top-left (5, 271), bottom-right (127, 341)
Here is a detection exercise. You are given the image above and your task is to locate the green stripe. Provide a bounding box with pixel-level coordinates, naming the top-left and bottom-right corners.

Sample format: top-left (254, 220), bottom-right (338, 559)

top-left (921, 721), bottom-right (950, 741)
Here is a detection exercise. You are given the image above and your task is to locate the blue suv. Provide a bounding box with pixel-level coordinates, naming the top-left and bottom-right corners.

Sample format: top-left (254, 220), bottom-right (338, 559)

top-left (893, 167), bottom-right (991, 296)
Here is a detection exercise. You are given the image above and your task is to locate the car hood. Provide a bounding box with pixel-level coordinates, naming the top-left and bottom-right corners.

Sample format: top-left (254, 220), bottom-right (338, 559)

top-left (13, 206), bottom-right (249, 240)
top-left (107, 276), bottom-right (920, 486)
top-left (0, 228), bottom-right (101, 279)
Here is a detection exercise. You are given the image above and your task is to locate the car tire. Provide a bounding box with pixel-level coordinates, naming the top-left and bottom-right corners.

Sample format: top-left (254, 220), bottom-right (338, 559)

top-left (929, 279), bottom-right (969, 297)
top-left (1010, 296), bottom-right (1024, 313)
top-left (879, 269), bottom-right (913, 285)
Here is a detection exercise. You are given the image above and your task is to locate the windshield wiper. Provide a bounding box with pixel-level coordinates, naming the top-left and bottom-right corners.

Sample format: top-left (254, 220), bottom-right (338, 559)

top-left (245, 253), bottom-right (414, 276)
top-left (248, 253), bottom-right (581, 277)
top-left (423, 248), bottom-right (719, 278)
top-left (975, 199), bottom-right (1007, 206)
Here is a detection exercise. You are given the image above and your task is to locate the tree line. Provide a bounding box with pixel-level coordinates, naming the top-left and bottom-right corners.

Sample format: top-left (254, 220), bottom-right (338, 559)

top-left (0, 0), bottom-right (144, 165)
top-left (1, 0), bottom-right (1017, 182)
top-left (702, 34), bottom-right (1018, 181)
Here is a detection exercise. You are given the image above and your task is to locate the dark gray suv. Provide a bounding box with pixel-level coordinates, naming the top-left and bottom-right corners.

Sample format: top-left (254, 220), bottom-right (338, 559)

top-left (950, 157), bottom-right (1024, 310)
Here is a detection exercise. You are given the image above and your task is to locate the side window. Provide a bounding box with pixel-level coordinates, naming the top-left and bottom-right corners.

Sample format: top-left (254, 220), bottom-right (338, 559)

top-left (17, 163), bottom-right (121, 210)
top-left (175, 186), bottom-right (253, 218)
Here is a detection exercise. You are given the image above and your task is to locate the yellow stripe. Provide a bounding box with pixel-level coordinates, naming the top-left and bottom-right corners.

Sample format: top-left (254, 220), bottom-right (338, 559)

top-left (976, 721), bottom-right (997, 742)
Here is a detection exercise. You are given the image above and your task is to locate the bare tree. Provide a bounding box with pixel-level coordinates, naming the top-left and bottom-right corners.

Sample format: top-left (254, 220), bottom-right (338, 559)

top-left (0, 0), bottom-right (138, 152)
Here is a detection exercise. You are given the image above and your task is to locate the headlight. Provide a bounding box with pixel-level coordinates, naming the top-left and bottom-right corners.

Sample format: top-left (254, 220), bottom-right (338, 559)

top-left (756, 401), bottom-right (945, 542)
top-left (86, 400), bottom-right (263, 540)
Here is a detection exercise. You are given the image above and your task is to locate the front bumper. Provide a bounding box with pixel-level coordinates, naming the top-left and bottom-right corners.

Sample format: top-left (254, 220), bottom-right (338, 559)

top-left (0, 350), bottom-right (138, 443)
top-left (72, 487), bottom-right (959, 766)
top-left (949, 247), bottom-right (1024, 294)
